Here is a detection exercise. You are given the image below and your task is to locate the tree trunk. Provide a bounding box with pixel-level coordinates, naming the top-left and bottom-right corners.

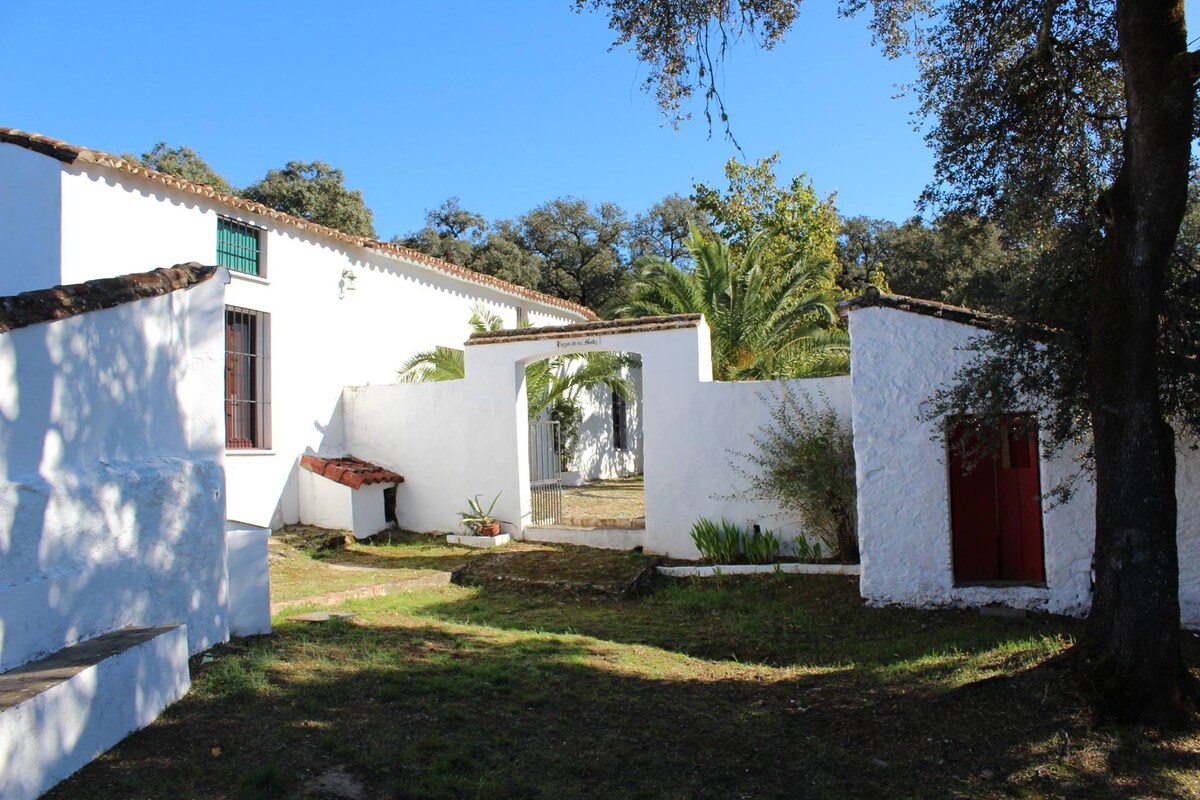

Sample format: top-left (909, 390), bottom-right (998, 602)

top-left (1084, 0), bottom-right (1197, 727)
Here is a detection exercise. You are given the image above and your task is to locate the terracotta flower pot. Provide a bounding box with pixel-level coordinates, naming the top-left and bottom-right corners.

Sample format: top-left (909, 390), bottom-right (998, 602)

top-left (478, 522), bottom-right (501, 537)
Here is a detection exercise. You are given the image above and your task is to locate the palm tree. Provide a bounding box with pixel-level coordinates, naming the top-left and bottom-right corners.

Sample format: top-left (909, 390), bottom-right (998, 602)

top-left (610, 226), bottom-right (849, 380)
top-left (397, 305), bottom-right (634, 419)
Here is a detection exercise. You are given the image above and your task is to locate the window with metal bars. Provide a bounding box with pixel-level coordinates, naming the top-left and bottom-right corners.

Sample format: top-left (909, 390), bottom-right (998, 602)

top-left (217, 217), bottom-right (262, 276)
top-left (612, 390), bottom-right (629, 450)
top-left (225, 306), bottom-right (270, 449)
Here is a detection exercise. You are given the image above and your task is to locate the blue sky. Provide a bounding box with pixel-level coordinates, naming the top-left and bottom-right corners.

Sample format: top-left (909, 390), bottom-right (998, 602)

top-left (1, 1), bottom-right (931, 238)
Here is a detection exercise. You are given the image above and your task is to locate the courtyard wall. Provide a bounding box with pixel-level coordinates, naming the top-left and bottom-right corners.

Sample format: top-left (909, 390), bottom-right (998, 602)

top-left (0, 267), bottom-right (231, 671)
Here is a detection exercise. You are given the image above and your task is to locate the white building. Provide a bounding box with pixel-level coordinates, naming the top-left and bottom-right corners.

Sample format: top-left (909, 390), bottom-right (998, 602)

top-left (840, 289), bottom-right (1200, 627)
top-left (0, 264), bottom-right (257, 800)
top-left (0, 127), bottom-right (641, 535)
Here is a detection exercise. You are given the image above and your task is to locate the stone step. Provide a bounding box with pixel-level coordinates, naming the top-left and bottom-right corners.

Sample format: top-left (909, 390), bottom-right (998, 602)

top-left (0, 624), bottom-right (190, 800)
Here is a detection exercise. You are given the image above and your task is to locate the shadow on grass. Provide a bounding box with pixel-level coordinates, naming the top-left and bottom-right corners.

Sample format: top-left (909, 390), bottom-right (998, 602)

top-left (411, 574), bottom-right (1079, 672)
top-left (45, 615), bottom-right (1199, 800)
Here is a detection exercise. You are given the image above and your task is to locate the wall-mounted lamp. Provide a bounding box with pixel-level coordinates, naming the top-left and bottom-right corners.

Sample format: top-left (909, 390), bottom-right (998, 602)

top-left (339, 268), bottom-right (357, 299)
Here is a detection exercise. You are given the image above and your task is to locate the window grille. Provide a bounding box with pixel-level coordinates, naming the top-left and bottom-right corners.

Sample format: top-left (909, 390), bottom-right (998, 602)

top-left (225, 306), bottom-right (270, 449)
top-left (612, 390), bottom-right (629, 450)
top-left (217, 217), bottom-right (261, 276)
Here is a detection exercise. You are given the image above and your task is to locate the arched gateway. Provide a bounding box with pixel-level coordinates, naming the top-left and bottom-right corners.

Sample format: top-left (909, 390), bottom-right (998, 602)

top-left (461, 315), bottom-right (712, 556)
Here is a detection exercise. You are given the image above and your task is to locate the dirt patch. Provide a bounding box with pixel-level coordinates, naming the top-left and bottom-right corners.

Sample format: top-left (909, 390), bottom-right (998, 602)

top-left (562, 476), bottom-right (644, 521)
top-left (452, 545), bottom-right (659, 598)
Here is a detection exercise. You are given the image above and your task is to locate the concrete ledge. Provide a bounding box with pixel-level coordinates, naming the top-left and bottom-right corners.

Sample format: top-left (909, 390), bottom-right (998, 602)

top-left (657, 563), bottom-right (861, 578)
top-left (522, 526), bottom-right (647, 551)
top-left (447, 533), bottom-right (512, 548)
top-left (0, 624), bottom-right (190, 800)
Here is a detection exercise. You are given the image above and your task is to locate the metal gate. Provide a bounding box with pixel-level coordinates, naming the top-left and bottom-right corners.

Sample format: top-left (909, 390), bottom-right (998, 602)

top-left (529, 420), bottom-right (563, 524)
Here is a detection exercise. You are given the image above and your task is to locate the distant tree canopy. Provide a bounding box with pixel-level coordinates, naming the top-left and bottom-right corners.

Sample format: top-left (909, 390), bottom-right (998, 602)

top-left (396, 158), bottom-right (843, 313)
top-left (695, 155), bottom-right (841, 292)
top-left (123, 143), bottom-right (234, 194)
top-left (244, 161), bottom-right (376, 238)
top-left (836, 214), bottom-right (1015, 309)
top-left (630, 194), bottom-right (709, 265)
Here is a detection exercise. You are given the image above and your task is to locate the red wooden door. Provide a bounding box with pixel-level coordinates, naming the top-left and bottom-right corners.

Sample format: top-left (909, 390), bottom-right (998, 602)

top-left (949, 416), bottom-right (1045, 583)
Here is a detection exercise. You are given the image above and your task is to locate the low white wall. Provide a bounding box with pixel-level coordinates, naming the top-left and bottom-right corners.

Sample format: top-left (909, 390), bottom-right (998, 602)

top-left (0, 273), bottom-right (231, 671)
top-left (848, 305), bottom-right (1200, 625)
top-left (344, 319), bottom-right (852, 559)
top-left (225, 525), bottom-right (271, 637)
top-left (0, 625), bottom-right (191, 800)
top-left (659, 375), bottom-right (852, 558)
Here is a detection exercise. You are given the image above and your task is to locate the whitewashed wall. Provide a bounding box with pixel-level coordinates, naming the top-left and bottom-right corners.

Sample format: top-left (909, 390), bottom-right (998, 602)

top-left (847, 305), bottom-right (1200, 625)
top-left (344, 319), bottom-right (852, 558)
top-left (0, 273), bottom-right (230, 672)
top-left (0, 154), bottom-right (585, 530)
top-left (0, 143), bottom-right (62, 294)
top-left (569, 364), bottom-right (643, 480)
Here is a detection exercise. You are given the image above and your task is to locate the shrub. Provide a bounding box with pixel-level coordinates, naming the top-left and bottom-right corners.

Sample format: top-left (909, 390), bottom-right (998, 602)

top-left (731, 386), bottom-right (858, 562)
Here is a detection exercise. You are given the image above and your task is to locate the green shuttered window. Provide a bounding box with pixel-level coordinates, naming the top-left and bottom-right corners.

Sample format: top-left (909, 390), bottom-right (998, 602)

top-left (217, 218), bottom-right (261, 276)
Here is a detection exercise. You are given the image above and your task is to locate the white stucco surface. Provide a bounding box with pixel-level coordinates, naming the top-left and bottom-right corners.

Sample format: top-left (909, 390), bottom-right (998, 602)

top-left (0, 143), bottom-right (62, 295)
top-left (225, 525), bottom-right (271, 637)
top-left (569, 364), bottom-right (644, 480)
top-left (0, 274), bottom-right (231, 671)
top-left (297, 470), bottom-right (390, 539)
top-left (0, 625), bottom-right (190, 800)
top-left (847, 305), bottom-right (1200, 625)
top-left (4, 148), bottom-right (589, 532)
top-left (345, 319), bottom-right (852, 558)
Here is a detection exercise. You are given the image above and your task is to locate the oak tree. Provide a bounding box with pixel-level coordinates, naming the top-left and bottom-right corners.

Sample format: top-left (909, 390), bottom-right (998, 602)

top-left (579, 0), bottom-right (1200, 725)
top-left (123, 143), bottom-right (233, 194)
top-left (245, 161), bottom-right (376, 238)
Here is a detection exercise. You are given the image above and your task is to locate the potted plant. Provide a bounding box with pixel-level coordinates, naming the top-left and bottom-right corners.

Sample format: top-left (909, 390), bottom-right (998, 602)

top-left (460, 493), bottom-right (502, 536)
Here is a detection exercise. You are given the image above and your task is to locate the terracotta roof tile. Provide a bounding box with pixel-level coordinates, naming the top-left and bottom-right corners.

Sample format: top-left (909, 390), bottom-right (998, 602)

top-left (300, 455), bottom-right (404, 490)
top-left (0, 127), bottom-right (598, 322)
top-left (835, 286), bottom-right (1012, 330)
top-left (466, 314), bottom-right (703, 346)
top-left (0, 263), bottom-right (218, 334)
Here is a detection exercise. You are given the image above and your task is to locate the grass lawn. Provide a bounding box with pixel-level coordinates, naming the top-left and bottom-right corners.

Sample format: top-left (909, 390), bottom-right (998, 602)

top-left (46, 535), bottom-right (1200, 799)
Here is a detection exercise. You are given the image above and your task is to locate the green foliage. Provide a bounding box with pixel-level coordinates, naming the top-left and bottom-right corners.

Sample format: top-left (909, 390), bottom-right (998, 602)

top-left (460, 493), bottom-right (501, 532)
top-left (730, 386), bottom-right (858, 562)
top-left (694, 154), bottom-right (840, 283)
top-left (123, 142), bottom-right (234, 194)
top-left (393, 196), bottom-right (487, 267)
top-left (613, 226), bottom-right (847, 379)
top-left (836, 214), bottom-right (1019, 310)
top-left (630, 193), bottom-right (710, 265)
top-left (516, 197), bottom-right (630, 311)
top-left (244, 160), bottom-right (376, 238)
top-left (689, 518), bottom-right (783, 565)
top-left (549, 398), bottom-right (584, 470)
top-left (396, 305), bottom-right (634, 425)
top-left (792, 535), bottom-right (823, 564)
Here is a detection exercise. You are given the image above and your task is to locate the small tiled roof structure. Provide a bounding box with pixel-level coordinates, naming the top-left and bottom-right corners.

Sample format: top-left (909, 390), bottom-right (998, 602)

top-left (0, 263), bottom-right (217, 333)
top-left (466, 313), bottom-right (703, 346)
top-left (835, 286), bottom-right (1012, 331)
top-left (299, 455), bottom-right (404, 490)
top-left (0, 127), bottom-right (598, 322)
